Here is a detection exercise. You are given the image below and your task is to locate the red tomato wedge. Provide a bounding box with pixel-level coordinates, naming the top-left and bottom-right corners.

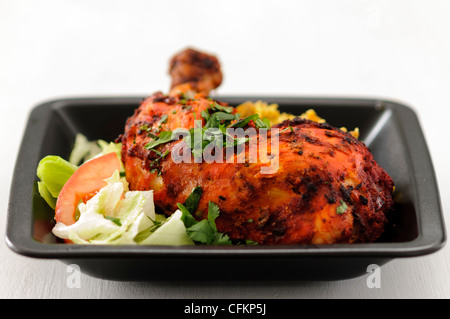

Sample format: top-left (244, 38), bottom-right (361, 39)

top-left (55, 152), bottom-right (122, 226)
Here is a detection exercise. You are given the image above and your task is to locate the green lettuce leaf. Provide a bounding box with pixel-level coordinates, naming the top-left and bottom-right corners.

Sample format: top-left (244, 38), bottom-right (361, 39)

top-left (36, 155), bottom-right (78, 209)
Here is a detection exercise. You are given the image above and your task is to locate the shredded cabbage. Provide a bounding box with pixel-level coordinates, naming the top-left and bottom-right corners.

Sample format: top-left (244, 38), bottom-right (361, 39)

top-left (138, 210), bottom-right (194, 246)
top-left (69, 133), bottom-right (103, 165)
top-left (51, 170), bottom-right (193, 245)
top-left (69, 133), bottom-right (123, 170)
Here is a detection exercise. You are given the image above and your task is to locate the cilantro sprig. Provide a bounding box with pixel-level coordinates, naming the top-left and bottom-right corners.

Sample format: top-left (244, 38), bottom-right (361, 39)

top-left (141, 100), bottom-right (273, 172)
top-left (184, 102), bottom-right (271, 160)
top-left (177, 186), bottom-right (232, 245)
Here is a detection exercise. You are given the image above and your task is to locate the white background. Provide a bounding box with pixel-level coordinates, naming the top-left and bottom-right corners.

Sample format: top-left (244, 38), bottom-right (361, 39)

top-left (1, 0), bottom-right (449, 298)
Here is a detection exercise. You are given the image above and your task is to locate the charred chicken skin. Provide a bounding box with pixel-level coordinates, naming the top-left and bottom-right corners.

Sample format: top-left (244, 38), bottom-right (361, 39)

top-left (120, 48), bottom-right (394, 244)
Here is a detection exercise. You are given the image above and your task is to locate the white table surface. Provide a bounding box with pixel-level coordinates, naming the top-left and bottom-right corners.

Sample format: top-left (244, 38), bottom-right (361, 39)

top-left (1, 0), bottom-right (449, 299)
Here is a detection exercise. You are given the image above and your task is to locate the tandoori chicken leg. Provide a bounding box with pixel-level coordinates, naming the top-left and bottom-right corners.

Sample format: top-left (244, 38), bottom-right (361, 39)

top-left (120, 48), bottom-right (394, 244)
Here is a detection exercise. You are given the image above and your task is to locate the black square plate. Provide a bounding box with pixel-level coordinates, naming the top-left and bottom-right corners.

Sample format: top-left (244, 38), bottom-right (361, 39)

top-left (6, 96), bottom-right (446, 281)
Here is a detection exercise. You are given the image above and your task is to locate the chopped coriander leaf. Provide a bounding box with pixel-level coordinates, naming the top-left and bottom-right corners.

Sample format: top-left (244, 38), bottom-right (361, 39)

top-left (134, 228), bottom-right (152, 243)
top-left (336, 200), bottom-right (348, 215)
top-left (178, 186), bottom-right (203, 228)
top-left (159, 114), bottom-right (168, 124)
top-left (176, 187), bottom-right (233, 245)
top-left (105, 216), bottom-right (122, 226)
top-left (254, 117), bottom-right (271, 129)
top-left (144, 130), bottom-right (173, 150)
top-left (204, 112), bottom-right (236, 129)
top-left (214, 232), bottom-right (232, 245)
top-left (207, 201), bottom-right (220, 231)
top-left (209, 102), bottom-right (234, 114)
top-left (280, 125), bottom-right (295, 133)
top-left (178, 203), bottom-right (197, 228)
top-left (201, 110), bottom-right (210, 120)
top-left (149, 149), bottom-right (162, 157)
top-left (139, 124), bottom-right (150, 131)
top-left (224, 136), bottom-right (249, 148)
top-left (145, 131), bottom-right (173, 176)
top-left (181, 103), bottom-right (271, 159)
top-left (147, 132), bottom-right (158, 139)
top-left (184, 186), bottom-right (203, 215)
top-left (161, 149), bottom-right (170, 158)
top-left (134, 216), bottom-right (164, 242)
top-left (229, 114), bottom-right (260, 128)
top-left (185, 201), bottom-right (232, 245)
top-left (186, 219), bottom-right (215, 244)
top-left (214, 111), bottom-right (236, 121)
top-left (147, 216), bottom-right (163, 231)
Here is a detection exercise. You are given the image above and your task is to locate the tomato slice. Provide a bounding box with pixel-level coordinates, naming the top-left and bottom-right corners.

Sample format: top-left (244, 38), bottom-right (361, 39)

top-left (55, 152), bottom-right (121, 226)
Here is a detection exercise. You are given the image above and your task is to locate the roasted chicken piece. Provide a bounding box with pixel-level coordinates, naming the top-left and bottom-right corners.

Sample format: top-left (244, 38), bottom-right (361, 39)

top-left (169, 47), bottom-right (223, 97)
top-left (120, 48), bottom-right (394, 244)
